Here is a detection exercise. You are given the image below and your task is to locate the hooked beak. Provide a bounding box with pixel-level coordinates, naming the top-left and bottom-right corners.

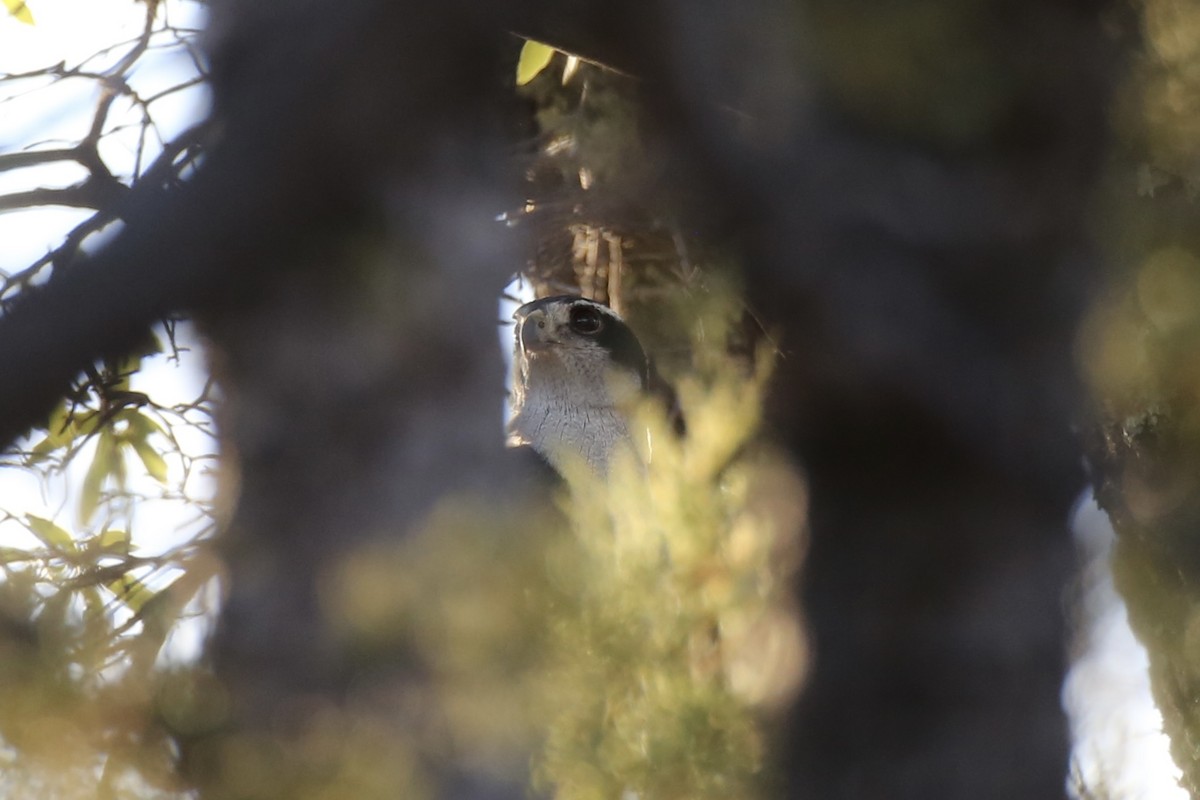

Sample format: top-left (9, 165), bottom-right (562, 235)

top-left (515, 308), bottom-right (551, 354)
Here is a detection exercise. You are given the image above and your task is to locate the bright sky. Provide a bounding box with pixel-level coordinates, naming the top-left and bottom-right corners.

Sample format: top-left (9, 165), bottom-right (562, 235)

top-left (0, 3), bottom-right (1188, 798)
top-left (1066, 496), bottom-right (1185, 799)
top-left (0, 0), bottom-right (209, 274)
top-left (0, 0), bottom-right (214, 657)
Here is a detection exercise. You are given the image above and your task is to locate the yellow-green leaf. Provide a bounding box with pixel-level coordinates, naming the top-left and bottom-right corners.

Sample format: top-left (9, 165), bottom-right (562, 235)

top-left (97, 529), bottom-right (131, 553)
top-left (80, 432), bottom-right (117, 526)
top-left (27, 434), bottom-right (58, 461)
top-left (110, 355), bottom-right (140, 391)
top-left (131, 437), bottom-right (168, 483)
top-left (107, 573), bottom-right (156, 615)
top-left (44, 401), bottom-right (70, 436)
top-left (517, 40), bottom-right (556, 86)
top-left (25, 515), bottom-right (75, 552)
top-left (3, 0), bottom-right (33, 25)
top-left (0, 547), bottom-right (36, 564)
top-left (27, 403), bottom-right (73, 461)
top-left (121, 409), bottom-right (164, 437)
top-left (28, 407), bottom-right (103, 463)
top-left (114, 412), bottom-right (168, 482)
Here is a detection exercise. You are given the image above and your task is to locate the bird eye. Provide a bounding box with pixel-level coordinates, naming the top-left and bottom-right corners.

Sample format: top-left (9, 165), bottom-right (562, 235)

top-left (569, 304), bottom-right (604, 335)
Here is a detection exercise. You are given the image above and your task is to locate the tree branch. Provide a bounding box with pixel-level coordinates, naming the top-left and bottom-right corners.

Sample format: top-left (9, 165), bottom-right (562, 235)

top-left (0, 148), bottom-right (84, 173)
top-left (0, 1), bottom-right (509, 449)
top-left (0, 179), bottom-right (128, 213)
top-left (0, 123), bottom-right (206, 301)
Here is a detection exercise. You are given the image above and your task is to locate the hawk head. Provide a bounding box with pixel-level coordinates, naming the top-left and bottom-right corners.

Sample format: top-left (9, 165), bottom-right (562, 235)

top-left (507, 296), bottom-right (655, 476)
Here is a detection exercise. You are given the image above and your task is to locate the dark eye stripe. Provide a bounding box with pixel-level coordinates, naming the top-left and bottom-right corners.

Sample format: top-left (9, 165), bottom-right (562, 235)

top-left (587, 309), bottom-right (648, 386)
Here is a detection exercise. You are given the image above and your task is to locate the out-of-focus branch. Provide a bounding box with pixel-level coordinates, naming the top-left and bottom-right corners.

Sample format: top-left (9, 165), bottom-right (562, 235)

top-left (0, 0), bottom-right (510, 447)
top-left (0, 148), bottom-right (83, 173)
top-left (0, 178), bottom-right (128, 213)
top-left (0, 120), bottom-right (208, 301)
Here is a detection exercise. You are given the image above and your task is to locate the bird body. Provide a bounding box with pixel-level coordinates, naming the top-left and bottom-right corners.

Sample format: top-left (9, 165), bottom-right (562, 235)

top-left (507, 296), bottom-right (655, 476)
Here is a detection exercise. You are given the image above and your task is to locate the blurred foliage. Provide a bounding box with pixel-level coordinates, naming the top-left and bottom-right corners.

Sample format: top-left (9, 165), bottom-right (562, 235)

top-left (539, 349), bottom-right (806, 800)
top-left (328, 291), bottom-right (807, 800)
top-left (0, 2), bottom-right (218, 797)
top-left (1077, 0), bottom-right (1200, 795)
top-left (186, 709), bottom-right (430, 800)
top-left (804, 0), bottom-right (1016, 148)
top-left (0, 328), bottom-right (221, 799)
top-left (1115, 0), bottom-right (1200, 190)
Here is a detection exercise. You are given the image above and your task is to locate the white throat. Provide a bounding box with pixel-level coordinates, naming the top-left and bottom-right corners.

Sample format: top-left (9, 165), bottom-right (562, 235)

top-left (507, 351), bottom-right (640, 475)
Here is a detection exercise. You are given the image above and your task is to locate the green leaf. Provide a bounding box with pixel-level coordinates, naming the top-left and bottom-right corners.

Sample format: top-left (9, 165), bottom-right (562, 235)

top-left (25, 515), bottom-right (76, 552)
top-left (110, 355), bottom-right (140, 391)
top-left (517, 40), bottom-right (556, 86)
top-left (3, 0), bottom-right (33, 25)
top-left (107, 573), bottom-right (156, 615)
top-left (131, 438), bottom-right (168, 483)
top-left (43, 401), bottom-right (70, 436)
top-left (26, 435), bottom-right (58, 463)
top-left (0, 547), bottom-right (36, 565)
top-left (80, 432), bottom-right (117, 526)
top-left (96, 529), bottom-right (131, 553)
top-left (27, 406), bottom-right (103, 463)
top-left (27, 403), bottom-right (73, 462)
top-left (119, 411), bottom-right (169, 483)
top-left (121, 409), bottom-right (164, 437)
